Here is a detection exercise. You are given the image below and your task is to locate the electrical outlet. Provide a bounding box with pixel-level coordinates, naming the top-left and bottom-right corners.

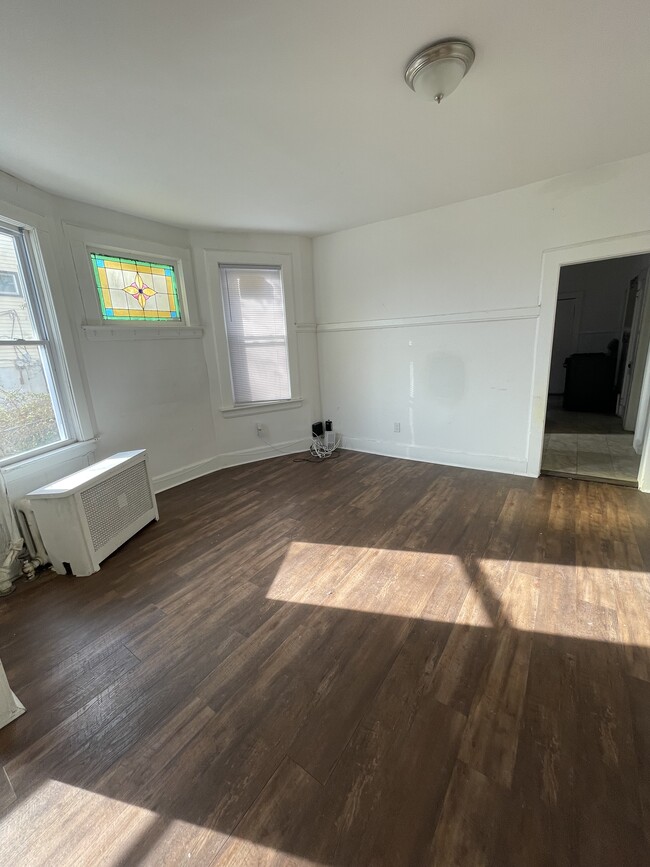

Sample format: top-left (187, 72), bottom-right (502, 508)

top-left (256, 423), bottom-right (264, 437)
top-left (394, 422), bottom-right (401, 433)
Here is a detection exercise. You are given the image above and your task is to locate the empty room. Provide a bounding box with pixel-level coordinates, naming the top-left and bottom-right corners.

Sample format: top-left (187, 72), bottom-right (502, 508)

top-left (1, 2), bottom-right (649, 865)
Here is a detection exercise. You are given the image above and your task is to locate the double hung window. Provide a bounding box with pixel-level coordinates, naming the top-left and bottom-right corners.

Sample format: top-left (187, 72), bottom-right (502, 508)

top-left (220, 265), bottom-right (291, 405)
top-left (0, 223), bottom-right (73, 463)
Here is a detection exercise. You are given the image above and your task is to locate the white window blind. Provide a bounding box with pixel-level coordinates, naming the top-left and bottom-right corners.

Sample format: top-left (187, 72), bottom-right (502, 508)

top-left (220, 265), bottom-right (291, 405)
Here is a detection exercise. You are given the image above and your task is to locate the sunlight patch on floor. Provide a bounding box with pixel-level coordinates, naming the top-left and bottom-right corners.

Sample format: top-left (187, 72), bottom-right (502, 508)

top-left (0, 778), bottom-right (229, 866)
top-left (265, 542), bottom-right (650, 646)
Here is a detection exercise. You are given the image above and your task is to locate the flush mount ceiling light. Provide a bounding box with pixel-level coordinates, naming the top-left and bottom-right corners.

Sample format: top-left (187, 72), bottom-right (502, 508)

top-left (404, 39), bottom-right (475, 104)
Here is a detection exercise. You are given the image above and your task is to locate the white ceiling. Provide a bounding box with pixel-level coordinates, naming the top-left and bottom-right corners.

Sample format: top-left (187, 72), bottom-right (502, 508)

top-left (2, 1), bottom-right (650, 235)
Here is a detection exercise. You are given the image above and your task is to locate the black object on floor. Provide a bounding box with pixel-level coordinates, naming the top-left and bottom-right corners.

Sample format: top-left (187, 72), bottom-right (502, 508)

top-left (563, 352), bottom-right (616, 413)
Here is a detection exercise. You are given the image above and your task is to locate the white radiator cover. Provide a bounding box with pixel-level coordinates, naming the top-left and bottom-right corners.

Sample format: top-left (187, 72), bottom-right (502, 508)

top-left (28, 449), bottom-right (159, 577)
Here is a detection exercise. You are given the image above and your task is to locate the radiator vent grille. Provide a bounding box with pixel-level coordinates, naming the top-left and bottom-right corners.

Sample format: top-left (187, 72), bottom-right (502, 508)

top-left (80, 461), bottom-right (153, 552)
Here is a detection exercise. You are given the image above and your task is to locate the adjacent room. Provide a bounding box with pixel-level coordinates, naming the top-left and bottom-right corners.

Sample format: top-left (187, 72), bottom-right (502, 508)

top-left (542, 254), bottom-right (650, 485)
top-left (1, 3), bottom-right (649, 866)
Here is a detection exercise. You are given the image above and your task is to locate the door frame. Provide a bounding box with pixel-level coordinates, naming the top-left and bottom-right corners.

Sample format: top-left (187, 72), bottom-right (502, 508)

top-left (527, 230), bottom-right (650, 491)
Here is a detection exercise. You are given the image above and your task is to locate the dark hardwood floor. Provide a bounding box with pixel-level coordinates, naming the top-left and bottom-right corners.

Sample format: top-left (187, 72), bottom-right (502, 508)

top-left (1, 450), bottom-right (649, 865)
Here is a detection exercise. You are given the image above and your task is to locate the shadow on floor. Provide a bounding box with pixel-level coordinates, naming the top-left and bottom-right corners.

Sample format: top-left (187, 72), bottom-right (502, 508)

top-left (1, 451), bottom-right (649, 865)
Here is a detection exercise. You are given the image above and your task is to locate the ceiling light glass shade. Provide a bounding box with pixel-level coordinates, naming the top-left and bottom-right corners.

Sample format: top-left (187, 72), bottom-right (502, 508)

top-left (405, 40), bottom-right (475, 103)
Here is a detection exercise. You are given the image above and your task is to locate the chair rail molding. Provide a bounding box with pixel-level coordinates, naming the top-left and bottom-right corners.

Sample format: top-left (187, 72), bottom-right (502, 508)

top-left (316, 305), bottom-right (541, 333)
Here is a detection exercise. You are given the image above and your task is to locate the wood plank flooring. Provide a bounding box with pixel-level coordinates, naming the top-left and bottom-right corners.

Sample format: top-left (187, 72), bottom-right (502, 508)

top-left (1, 450), bottom-right (649, 866)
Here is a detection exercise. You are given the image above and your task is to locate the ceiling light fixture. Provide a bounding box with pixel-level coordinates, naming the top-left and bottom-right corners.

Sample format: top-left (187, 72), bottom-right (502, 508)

top-left (404, 39), bottom-right (475, 104)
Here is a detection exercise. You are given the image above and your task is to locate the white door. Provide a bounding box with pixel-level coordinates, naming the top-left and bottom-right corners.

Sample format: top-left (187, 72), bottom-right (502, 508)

top-left (548, 297), bottom-right (577, 394)
top-left (616, 277), bottom-right (639, 415)
top-left (620, 275), bottom-right (646, 425)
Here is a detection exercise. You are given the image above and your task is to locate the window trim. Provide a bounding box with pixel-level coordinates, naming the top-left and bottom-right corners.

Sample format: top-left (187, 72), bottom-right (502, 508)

top-left (65, 225), bottom-right (198, 331)
top-left (0, 220), bottom-right (79, 467)
top-left (88, 250), bottom-right (184, 324)
top-left (219, 263), bottom-right (293, 407)
top-left (85, 245), bottom-right (188, 325)
top-left (219, 397), bottom-right (304, 418)
top-left (205, 251), bottom-right (302, 414)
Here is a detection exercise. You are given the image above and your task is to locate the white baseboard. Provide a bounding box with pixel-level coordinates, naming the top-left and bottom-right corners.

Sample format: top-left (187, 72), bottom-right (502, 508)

top-left (152, 434), bottom-right (528, 494)
top-left (216, 438), bottom-right (311, 471)
top-left (152, 438), bottom-right (312, 493)
top-left (341, 436), bottom-right (529, 476)
top-left (152, 455), bottom-right (223, 493)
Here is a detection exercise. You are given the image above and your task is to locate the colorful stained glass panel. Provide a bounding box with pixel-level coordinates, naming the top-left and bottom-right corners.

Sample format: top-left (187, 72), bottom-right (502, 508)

top-left (90, 253), bottom-right (181, 321)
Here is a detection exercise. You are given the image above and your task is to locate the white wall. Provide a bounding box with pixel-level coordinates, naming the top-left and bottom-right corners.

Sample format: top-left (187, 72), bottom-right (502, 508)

top-left (0, 171), bottom-right (321, 541)
top-left (313, 152), bottom-right (650, 476)
top-left (5, 143), bottom-right (650, 528)
top-left (187, 230), bottom-right (320, 488)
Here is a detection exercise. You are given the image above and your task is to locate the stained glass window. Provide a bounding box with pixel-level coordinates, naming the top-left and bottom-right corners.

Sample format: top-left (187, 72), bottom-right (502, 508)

top-left (89, 253), bottom-right (182, 321)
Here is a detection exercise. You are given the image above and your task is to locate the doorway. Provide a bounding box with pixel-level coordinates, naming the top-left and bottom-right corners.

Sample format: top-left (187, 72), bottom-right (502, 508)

top-left (541, 253), bottom-right (650, 485)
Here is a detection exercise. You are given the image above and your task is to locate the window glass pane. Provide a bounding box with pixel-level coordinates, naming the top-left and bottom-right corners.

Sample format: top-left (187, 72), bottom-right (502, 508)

top-left (0, 232), bottom-right (38, 340)
top-left (0, 345), bottom-right (67, 460)
top-left (90, 253), bottom-right (182, 321)
top-left (0, 271), bottom-right (19, 295)
top-left (221, 266), bottom-right (291, 404)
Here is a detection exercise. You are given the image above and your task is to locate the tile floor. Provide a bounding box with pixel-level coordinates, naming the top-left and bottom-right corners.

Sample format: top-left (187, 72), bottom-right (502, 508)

top-left (541, 431), bottom-right (641, 483)
top-left (541, 396), bottom-right (641, 484)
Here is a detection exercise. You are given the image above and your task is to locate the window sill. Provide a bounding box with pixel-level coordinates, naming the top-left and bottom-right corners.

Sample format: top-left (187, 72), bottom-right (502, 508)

top-left (82, 325), bottom-right (204, 341)
top-left (0, 439), bottom-right (97, 481)
top-left (220, 398), bottom-right (304, 418)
